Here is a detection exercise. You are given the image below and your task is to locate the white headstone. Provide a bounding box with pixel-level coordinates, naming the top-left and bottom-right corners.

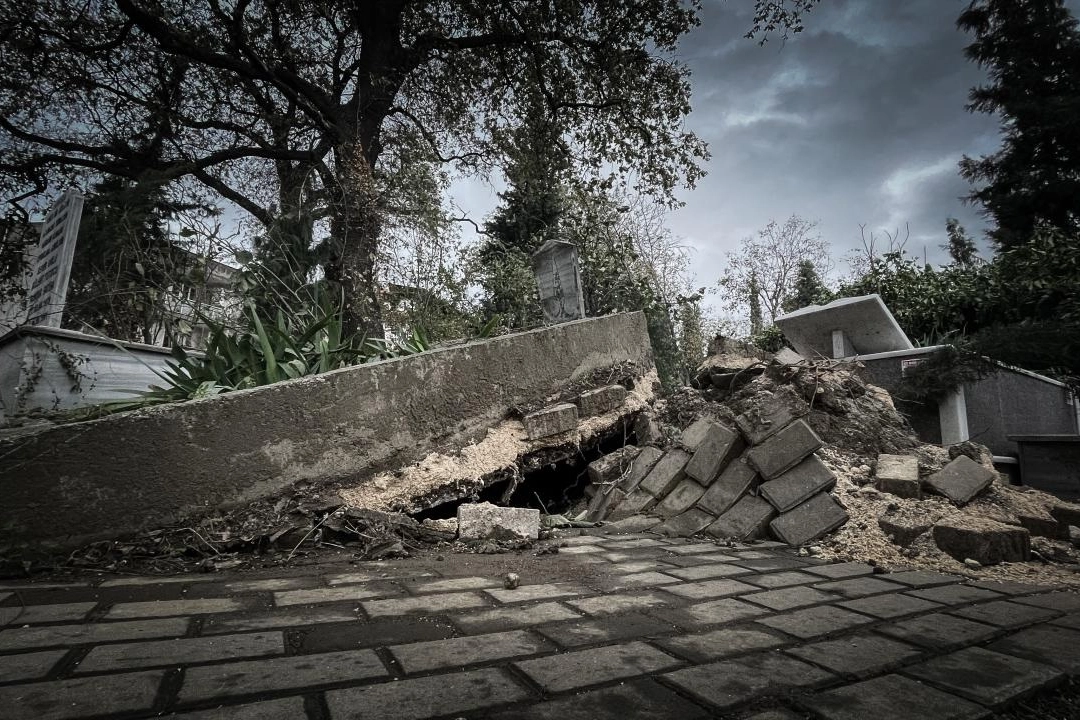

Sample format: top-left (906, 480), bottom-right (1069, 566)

top-left (25, 189), bottom-right (83, 327)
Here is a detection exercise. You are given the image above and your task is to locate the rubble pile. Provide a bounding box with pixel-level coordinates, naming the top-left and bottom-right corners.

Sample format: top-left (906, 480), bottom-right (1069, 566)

top-left (582, 378), bottom-right (849, 547)
top-left (581, 349), bottom-right (1080, 586)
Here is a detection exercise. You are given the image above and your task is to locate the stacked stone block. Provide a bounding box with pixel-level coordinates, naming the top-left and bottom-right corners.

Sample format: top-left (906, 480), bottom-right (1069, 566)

top-left (583, 388), bottom-right (851, 546)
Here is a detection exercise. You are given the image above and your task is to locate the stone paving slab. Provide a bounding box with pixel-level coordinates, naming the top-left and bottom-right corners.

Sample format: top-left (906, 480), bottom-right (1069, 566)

top-left (0, 648), bottom-right (66, 682)
top-left (663, 652), bottom-right (834, 711)
top-left (77, 631), bottom-right (284, 672)
top-left (389, 629), bottom-right (552, 673)
top-left (536, 612), bottom-right (675, 648)
top-left (450, 601), bottom-right (581, 634)
top-left (801, 673), bottom-right (992, 720)
top-left (656, 626), bottom-right (790, 663)
top-left (786, 633), bottom-right (922, 678)
top-left (326, 667), bottom-right (530, 720)
top-left (948, 599), bottom-right (1060, 628)
top-left (202, 606), bottom-right (360, 634)
top-left (0, 616), bottom-right (190, 651)
top-left (904, 646), bottom-right (1064, 707)
top-left (514, 641), bottom-right (682, 692)
top-left (487, 678), bottom-right (709, 720)
top-left (988, 624), bottom-right (1080, 674)
top-left (170, 696), bottom-right (308, 719)
top-left (2, 534), bottom-right (1075, 720)
top-left (876, 612), bottom-right (1000, 651)
top-left (178, 649), bottom-right (388, 703)
top-left (837, 593), bottom-right (943, 619)
top-left (0, 670), bottom-right (165, 720)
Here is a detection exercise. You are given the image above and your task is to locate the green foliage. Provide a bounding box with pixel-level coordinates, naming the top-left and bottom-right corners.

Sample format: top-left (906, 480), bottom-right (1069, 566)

top-left (958, 0), bottom-right (1080, 248)
top-left (63, 178), bottom-right (191, 344)
top-left (749, 324), bottom-right (787, 353)
top-left (0, 213), bottom-right (32, 304)
top-left (944, 218), bottom-right (980, 267)
top-left (678, 299), bottom-right (706, 371)
top-left (894, 346), bottom-right (995, 404)
top-left (783, 260), bottom-right (833, 312)
top-left (719, 215), bottom-right (831, 332)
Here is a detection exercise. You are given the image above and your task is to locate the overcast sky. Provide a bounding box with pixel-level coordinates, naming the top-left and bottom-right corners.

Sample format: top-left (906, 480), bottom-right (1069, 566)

top-left (450, 0), bottom-right (1070, 293)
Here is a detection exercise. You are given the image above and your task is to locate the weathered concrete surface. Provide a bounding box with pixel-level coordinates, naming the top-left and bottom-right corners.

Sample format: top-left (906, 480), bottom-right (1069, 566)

top-left (875, 454), bottom-right (921, 499)
top-left (746, 420), bottom-right (823, 480)
top-left (706, 495), bottom-right (776, 541)
top-left (575, 385), bottom-right (628, 417)
top-left (926, 455), bottom-right (995, 505)
top-left (0, 313), bottom-right (653, 550)
top-left (523, 403), bottom-right (579, 440)
top-left (639, 449), bottom-right (691, 499)
top-left (458, 502), bottom-right (540, 540)
top-left (734, 387), bottom-right (809, 446)
top-left (932, 517), bottom-right (1031, 565)
top-left (769, 492), bottom-right (849, 547)
top-left (697, 458), bottom-right (758, 517)
top-left (759, 455), bottom-right (836, 513)
top-left (684, 422), bottom-right (743, 485)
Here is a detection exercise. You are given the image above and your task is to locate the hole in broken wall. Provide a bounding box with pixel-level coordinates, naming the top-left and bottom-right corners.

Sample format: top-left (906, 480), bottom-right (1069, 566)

top-left (413, 416), bottom-right (639, 521)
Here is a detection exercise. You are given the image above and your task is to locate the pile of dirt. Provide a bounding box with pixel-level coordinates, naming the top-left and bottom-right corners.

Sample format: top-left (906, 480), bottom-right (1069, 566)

top-left (659, 352), bottom-right (1080, 587)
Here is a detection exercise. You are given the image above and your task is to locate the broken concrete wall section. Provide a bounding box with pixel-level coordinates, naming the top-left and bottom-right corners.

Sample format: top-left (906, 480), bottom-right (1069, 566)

top-left (0, 312), bottom-right (654, 550)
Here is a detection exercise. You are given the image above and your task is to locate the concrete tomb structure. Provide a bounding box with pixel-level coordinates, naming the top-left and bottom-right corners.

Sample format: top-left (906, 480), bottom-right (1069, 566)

top-left (775, 294), bottom-right (1080, 494)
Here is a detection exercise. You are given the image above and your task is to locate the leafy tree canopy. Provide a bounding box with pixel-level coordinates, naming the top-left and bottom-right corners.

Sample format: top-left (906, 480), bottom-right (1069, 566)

top-left (958, 0), bottom-right (1080, 248)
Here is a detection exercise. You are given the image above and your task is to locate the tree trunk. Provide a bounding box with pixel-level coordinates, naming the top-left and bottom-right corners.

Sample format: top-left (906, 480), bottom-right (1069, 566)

top-left (325, 141), bottom-right (384, 341)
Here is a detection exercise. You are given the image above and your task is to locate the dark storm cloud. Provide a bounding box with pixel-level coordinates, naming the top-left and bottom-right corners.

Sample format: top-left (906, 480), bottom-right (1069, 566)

top-left (672, 0), bottom-right (1003, 279)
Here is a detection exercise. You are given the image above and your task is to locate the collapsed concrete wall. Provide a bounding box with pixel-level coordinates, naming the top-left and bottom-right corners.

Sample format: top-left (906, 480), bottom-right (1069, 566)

top-left (0, 312), bottom-right (653, 550)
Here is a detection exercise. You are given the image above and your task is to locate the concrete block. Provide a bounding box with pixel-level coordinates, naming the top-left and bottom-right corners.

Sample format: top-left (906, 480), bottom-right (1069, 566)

top-left (1051, 503), bottom-right (1080, 529)
top-left (705, 495), bottom-right (776, 541)
top-left (759, 455), bottom-right (835, 512)
top-left (1016, 510), bottom-right (1064, 539)
top-left (735, 386), bottom-right (810, 445)
top-left (925, 455), bottom-right (995, 505)
top-left (772, 347), bottom-right (805, 366)
top-left (639, 448), bottom-right (691, 498)
top-left (523, 403), bottom-right (578, 440)
top-left (656, 508), bottom-right (716, 538)
top-left (607, 489), bottom-right (657, 520)
top-left (878, 516), bottom-right (932, 547)
top-left (746, 419), bottom-right (823, 480)
top-left (679, 416), bottom-right (720, 451)
top-left (932, 517), bottom-right (1030, 565)
top-left (685, 422), bottom-right (744, 485)
top-left (458, 502), bottom-right (540, 540)
top-left (585, 487), bottom-right (627, 523)
top-left (633, 413), bottom-right (664, 446)
top-left (575, 385), bottom-right (628, 417)
top-left (619, 446), bottom-right (663, 492)
top-left (769, 492), bottom-right (849, 546)
top-left (875, 454), bottom-right (921, 499)
top-left (697, 458), bottom-right (758, 517)
top-left (586, 446), bottom-right (642, 485)
top-left (654, 479), bottom-right (707, 518)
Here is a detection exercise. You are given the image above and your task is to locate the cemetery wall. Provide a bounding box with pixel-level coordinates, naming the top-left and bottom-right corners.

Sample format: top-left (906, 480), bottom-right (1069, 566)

top-left (0, 312), bottom-right (653, 550)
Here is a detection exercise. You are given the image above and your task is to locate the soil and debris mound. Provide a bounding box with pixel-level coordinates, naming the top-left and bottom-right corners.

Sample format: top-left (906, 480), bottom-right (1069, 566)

top-left (579, 348), bottom-right (1080, 587)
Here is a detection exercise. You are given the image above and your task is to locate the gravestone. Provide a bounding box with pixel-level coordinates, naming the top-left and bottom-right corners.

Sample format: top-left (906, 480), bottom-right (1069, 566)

top-left (25, 189), bottom-right (83, 327)
top-left (532, 239), bottom-right (586, 324)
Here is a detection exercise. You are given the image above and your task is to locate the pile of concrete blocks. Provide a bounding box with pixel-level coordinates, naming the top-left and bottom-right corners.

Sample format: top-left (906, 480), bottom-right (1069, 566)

top-left (583, 386), bottom-right (849, 546)
top-left (522, 384), bottom-right (628, 440)
top-left (873, 452), bottom-right (1037, 565)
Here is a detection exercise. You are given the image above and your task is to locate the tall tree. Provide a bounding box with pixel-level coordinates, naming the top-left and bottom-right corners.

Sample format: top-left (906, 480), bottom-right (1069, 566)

top-left (783, 259), bottom-right (832, 312)
top-left (0, 0), bottom-right (723, 339)
top-left (719, 215), bottom-right (831, 330)
top-left (944, 217), bottom-right (980, 267)
top-left (958, 0), bottom-right (1080, 248)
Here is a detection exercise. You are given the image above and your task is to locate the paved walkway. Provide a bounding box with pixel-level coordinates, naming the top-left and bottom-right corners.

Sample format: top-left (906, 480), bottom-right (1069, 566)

top-left (1, 532), bottom-right (1079, 719)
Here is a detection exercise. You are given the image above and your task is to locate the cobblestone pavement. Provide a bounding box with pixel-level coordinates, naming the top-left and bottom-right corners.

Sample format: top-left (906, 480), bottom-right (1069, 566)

top-left (2, 532), bottom-right (1080, 719)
